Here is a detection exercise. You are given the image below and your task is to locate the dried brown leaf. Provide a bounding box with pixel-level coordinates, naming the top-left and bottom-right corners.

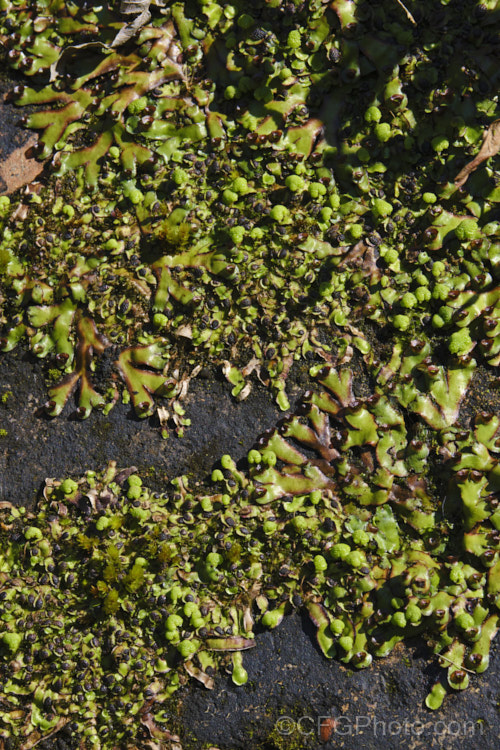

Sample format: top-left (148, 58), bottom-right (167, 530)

top-left (140, 712), bottom-right (180, 741)
top-left (454, 119), bottom-right (500, 188)
top-left (111, 0), bottom-right (153, 47)
top-left (119, 0), bottom-right (151, 14)
top-left (0, 135), bottom-right (44, 195)
top-left (184, 660), bottom-right (215, 689)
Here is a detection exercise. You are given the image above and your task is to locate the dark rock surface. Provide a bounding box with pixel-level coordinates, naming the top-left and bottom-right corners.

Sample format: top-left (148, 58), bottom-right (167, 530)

top-left (0, 347), bottom-right (282, 507)
top-left (177, 612), bottom-right (500, 750)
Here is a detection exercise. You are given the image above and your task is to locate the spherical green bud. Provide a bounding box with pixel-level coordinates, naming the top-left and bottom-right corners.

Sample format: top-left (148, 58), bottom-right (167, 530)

top-left (455, 219), bottom-right (480, 241)
top-left (331, 618), bottom-right (345, 636)
top-left (261, 450), bottom-right (276, 466)
top-left (406, 604), bottom-right (422, 624)
top-left (128, 475), bottom-right (142, 487)
top-left (269, 204), bottom-right (289, 222)
top-left (374, 123), bottom-right (391, 142)
top-left (285, 174), bottom-right (305, 192)
top-left (200, 497), bottom-right (213, 512)
top-left (220, 454), bottom-right (233, 470)
top-left (414, 272), bottom-right (428, 285)
top-left (431, 135), bottom-right (449, 152)
top-left (172, 168), bottom-right (188, 186)
top-left (308, 182), bottom-right (327, 199)
top-left (432, 283), bottom-right (450, 300)
top-left (127, 485), bottom-right (142, 500)
top-left (229, 226), bottom-right (245, 245)
top-left (310, 490), bottom-right (322, 505)
top-left (314, 554), bottom-right (328, 572)
top-left (346, 550), bottom-right (364, 568)
top-left (60, 479), bottom-right (78, 495)
top-left (39, 540), bottom-right (50, 557)
top-left (349, 224), bottom-right (363, 239)
top-left (183, 601), bottom-right (199, 617)
top-left (364, 106), bottom-right (382, 123)
top-left (128, 96), bottom-right (148, 115)
top-left (431, 261), bottom-right (446, 278)
top-left (332, 585), bottom-right (347, 598)
top-left (384, 249), bottom-right (398, 264)
top-left (373, 198), bottom-right (393, 218)
top-left (392, 611), bottom-right (407, 628)
top-left (423, 192), bottom-right (437, 204)
top-left (401, 292), bottom-right (417, 309)
top-left (166, 614), bottom-right (183, 630)
top-left (263, 520), bottom-right (278, 534)
top-left (129, 188), bottom-right (144, 204)
top-left (338, 635), bottom-right (353, 651)
top-left (449, 329), bottom-right (472, 355)
top-left (232, 662), bottom-right (248, 685)
top-left (238, 75), bottom-right (253, 93)
top-left (287, 30), bottom-right (301, 48)
top-left (224, 85), bottom-right (237, 100)
top-left (393, 314), bottom-right (410, 331)
top-left (293, 516), bottom-right (309, 532)
top-left (415, 286), bottom-right (431, 302)
top-left (439, 305), bottom-right (453, 323)
top-left (330, 543), bottom-right (351, 560)
top-left (352, 529), bottom-right (370, 547)
top-left (233, 177), bottom-right (248, 194)
top-left (177, 639), bottom-right (198, 658)
top-left (24, 526), bottom-right (43, 541)
top-left (247, 449), bottom-right (261, 464)
top-left (153, 313), bottom-right (169, 330)
top-left (328, 193), bottom-right (340, 210)
top-left (169, 585), bottom-right (183, 604)
top-left (222, 189), bottom-right (238, 205)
